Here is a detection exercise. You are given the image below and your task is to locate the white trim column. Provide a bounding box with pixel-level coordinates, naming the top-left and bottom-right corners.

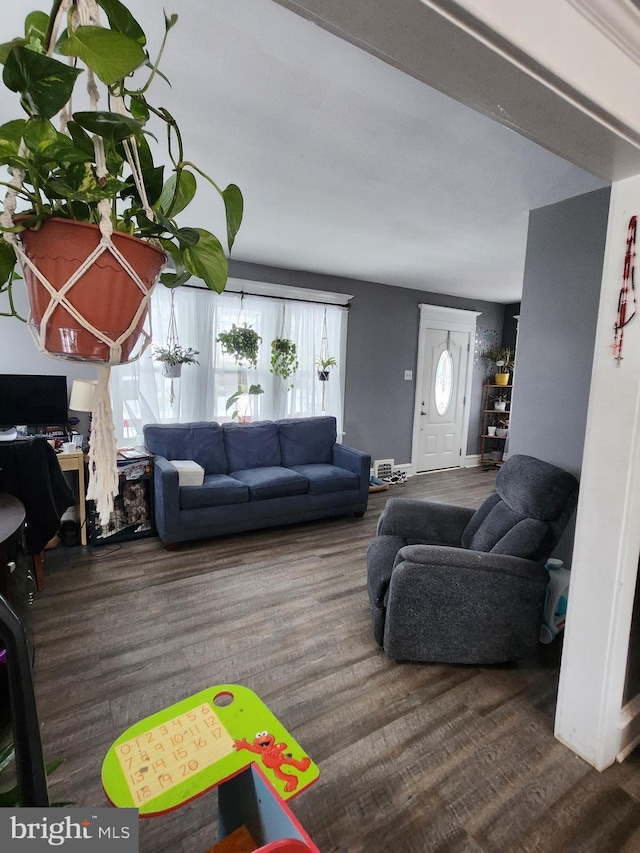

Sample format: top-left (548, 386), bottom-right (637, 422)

top-left (555, 174), bottom-right (640, 770)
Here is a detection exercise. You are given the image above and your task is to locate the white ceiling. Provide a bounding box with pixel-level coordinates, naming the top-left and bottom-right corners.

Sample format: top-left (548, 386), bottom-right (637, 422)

top-left (0, 0), bottom-right (609, 302)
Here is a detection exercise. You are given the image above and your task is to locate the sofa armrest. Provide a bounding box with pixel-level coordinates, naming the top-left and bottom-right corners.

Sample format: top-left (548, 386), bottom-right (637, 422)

top-left (377, 498), bottom-right (475, 545)
top-left (332, 444), bottom-right (371, 484)
top-left (153, 455), bottom-right (180, 520)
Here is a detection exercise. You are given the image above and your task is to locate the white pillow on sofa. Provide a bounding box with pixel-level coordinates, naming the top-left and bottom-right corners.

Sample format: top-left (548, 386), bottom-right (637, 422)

top-left (170, 460), bottom-right (205, 486)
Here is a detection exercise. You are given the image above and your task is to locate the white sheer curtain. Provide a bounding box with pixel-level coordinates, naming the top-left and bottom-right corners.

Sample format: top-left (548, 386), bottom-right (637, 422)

top-left (111, 285), bottom-right (347, 446)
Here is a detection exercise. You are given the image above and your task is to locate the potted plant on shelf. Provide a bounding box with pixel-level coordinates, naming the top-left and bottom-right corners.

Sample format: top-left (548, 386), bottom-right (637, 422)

top-left (315, 354), bottom-right (337, 381)
top-left (482, 346), bottom-right (514, 386)
top-left (217, 324), bottom-right (261, 368)
top-left (270, 337), bottom-right (299, 390)
top-left (0, 0), bottom-right (244, 363)
top-left (153, 343), bottom-right (199, 378)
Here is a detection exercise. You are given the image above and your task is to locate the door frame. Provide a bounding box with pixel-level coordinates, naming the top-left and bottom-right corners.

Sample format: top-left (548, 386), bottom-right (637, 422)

top-left (411, 304), bottom-right (481, 473)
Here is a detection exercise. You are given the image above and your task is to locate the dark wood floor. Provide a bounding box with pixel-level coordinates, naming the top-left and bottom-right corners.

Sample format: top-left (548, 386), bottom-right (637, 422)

top-left (32, 467), bottom-right (640, 852)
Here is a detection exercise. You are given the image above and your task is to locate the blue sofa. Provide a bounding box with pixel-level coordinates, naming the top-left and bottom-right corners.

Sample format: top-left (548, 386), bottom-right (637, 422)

top-left (143, 416), bottom-right (371, 548)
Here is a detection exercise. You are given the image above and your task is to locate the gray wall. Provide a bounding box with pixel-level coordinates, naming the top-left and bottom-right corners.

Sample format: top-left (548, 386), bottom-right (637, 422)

top-left (508, 187), bottom-right (610, 476)
top-left (229, 259), bottom-right (504, 463)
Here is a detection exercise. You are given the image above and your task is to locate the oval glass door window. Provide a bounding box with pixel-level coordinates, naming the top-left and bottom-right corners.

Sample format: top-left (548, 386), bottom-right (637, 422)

top-left (435, 349), bottom-right (454, 415)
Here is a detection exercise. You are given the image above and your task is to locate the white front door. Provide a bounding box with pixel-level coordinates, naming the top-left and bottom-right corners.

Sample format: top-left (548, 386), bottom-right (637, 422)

top-left (412, 304), bottom-right (479, 474)
top-left (415, 328), bottom-right (469, 471)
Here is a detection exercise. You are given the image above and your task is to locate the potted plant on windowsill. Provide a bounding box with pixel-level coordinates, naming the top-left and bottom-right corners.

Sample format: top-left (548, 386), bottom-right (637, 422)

top-left (0, 0), bottom-right (243, 363)
top-left (226, 383), bottom-right (264, 422)
top-left (315, 354), bottom-right (337, 381)
top-left (153, 343), bottom-right (199, 378)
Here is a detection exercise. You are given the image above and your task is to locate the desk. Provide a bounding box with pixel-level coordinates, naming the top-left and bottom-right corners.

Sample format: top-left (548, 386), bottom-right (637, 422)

top-left (102, 685), bottom-right (320, 852)
top-left (57, 451), bottom-right (87, 546)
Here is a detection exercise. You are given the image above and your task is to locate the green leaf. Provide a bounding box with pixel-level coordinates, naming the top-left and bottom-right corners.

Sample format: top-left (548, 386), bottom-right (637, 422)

top-left (23, 116), bottom-right (57, 156)
top-left (57, 26), bottom-right (146, 85)
top-left (222, 184), bottom-right (243, 251)
top-left (183, 228), bottom-right (228, 292)
top-left (158, 169), bottom-right (196, 218)
top-left (73, 111), bottom-right (142, 145)
top-left (25, 11), bottom-right (49, 45)
top-left (160, 269), bottom-right (191, 288)
top-left (3, 46), bottom-right (81, 118)
top-left (165, 12), bottom-right (179, 32)
top-left (175, 227), bottom-right (200, 248)
top-left (96, 0), bottom-right (146, 45)
top-left (0, 786), bottom-right (20, 807)
top-left (0, 742), bottom-right (15, 772)
top-left (0, 119), bottom-right (26, 165)
top-left (129, 94), bottom-right (149, 124)
top-left (0, 39), bottom-right (26, 66)
top-left (66, 120), bottom-right (95, 157)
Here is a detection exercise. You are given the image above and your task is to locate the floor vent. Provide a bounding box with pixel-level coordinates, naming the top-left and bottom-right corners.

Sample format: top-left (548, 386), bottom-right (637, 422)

top-left (373, 459), bottom-right (394, 480)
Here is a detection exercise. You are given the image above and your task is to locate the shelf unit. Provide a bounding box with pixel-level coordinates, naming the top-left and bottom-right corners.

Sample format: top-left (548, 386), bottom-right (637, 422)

top-left (480, 383), bottom-right (512, 468)
top-left (87, 453), bottom-right (155, 546)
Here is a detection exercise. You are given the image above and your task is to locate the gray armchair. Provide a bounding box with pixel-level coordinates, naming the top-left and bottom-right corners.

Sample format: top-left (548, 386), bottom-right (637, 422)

top-left (366, 454), bottom-right (578, 664)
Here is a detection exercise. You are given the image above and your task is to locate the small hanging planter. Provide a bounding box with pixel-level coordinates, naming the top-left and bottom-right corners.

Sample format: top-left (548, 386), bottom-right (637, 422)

top-left (21, 218), bottom-right (165, 363)
top-left (162, 363), bottom-right (182, 379)
top-left (153, 291), bottom-right (199, 401)
top-left (317, 369), bottom-right (330, 381)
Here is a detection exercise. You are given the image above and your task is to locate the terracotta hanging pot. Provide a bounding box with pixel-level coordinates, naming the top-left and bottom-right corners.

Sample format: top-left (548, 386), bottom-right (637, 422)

top-left (19, 218), bottom-right (165, 363)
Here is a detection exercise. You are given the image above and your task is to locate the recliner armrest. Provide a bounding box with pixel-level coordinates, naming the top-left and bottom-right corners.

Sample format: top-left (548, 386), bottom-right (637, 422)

top-left (395, 543), bottom-right (547, 581)
top-left (377, 498), bottom-right (475, 545)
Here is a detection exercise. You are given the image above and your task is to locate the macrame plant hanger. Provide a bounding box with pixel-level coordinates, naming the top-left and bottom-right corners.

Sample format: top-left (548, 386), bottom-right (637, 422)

top-left (0, 0), bottom-right (158, 527)
top-left (165, 290), bottom-right (180, 405)
top-left (319, 309), bottom-right (329, 412)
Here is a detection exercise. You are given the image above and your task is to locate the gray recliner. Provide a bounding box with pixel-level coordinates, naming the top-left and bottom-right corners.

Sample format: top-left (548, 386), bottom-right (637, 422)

top-left (366, 454), bottom-right (578, 664)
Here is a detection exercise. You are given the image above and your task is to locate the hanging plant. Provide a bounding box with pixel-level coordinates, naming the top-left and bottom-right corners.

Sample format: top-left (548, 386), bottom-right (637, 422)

top-left (0, 0), bottom-right (244, 341)
top-left (217, 323), bottom-right (261, 368)
top-left (315, 354), bottom-right (337, 381)
top-left (153, 343), bottom-right (199, 367)
top-left (270, 337), bottom-right (299, 389)
top-left (0, 0), bottom-right (244, 531)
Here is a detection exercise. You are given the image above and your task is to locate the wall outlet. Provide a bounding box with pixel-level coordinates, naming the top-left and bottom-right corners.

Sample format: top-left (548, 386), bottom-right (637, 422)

top-left (404, 370), bottom-right (413, 380)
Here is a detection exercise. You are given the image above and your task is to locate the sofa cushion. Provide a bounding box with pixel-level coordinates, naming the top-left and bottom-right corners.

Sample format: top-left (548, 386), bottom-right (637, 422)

top-left (230, 466), bottom-right (308, 500)
top-left (144, 422), bottom-right (227, 474)
top-left (223, 421), bottom-right (281, 471)
top-left (290, 463), bottom-right (359, 495)
top-left (278, 416), bottom-right (336, 466)
top-left (179, 474), bottom-right (249, 510)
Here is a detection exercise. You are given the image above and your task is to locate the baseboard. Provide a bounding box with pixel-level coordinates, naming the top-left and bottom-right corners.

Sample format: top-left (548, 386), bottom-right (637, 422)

top-left (463, 454), bottom-right (481, 468)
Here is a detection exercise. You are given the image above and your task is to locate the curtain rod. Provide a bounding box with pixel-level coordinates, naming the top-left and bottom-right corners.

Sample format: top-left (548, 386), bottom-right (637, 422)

top-left (181, 283), bottom-right (351, 309)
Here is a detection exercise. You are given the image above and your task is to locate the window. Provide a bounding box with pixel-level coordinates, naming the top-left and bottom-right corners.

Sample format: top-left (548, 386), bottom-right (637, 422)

top-left (434, 349), bottom-right (453, 415)
top-left (110, 283), bottom-right (349, 445)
